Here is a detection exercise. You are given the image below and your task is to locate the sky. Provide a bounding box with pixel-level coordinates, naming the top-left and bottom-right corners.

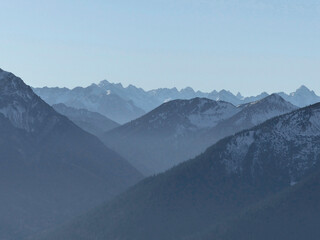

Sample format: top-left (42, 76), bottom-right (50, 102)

top-left (0, 0), bottom-right (319, 96)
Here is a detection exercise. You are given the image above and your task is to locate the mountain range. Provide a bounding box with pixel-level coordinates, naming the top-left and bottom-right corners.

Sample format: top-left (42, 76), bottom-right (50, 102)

top-left (34, 80), bottom-right (320, 124)
top-left (36, 102), bottom-right (320, 240)
top-left (2, 68), bottom-right (320, 240)
top-left (0, 69), bottom-right (143, 240)
top-left (103, 94), bottom-right (297, 175)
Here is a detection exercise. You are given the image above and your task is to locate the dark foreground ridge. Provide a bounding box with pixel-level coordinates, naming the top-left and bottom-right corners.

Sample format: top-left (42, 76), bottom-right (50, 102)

top-left (37, 102), bottom-right (320, 240)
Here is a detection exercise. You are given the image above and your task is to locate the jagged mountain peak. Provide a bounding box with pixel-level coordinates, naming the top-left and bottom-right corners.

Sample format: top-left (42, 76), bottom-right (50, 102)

top-left (277, 85), bottom-right (320, 107)
top-left (290, 85), bottom-right (317, 98)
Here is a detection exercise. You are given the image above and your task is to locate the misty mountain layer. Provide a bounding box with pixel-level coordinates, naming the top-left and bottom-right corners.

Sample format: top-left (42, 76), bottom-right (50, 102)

top-left (103, 95), bottom-right (297, 175)
top-left (52, 103), bottom-right (119, 139)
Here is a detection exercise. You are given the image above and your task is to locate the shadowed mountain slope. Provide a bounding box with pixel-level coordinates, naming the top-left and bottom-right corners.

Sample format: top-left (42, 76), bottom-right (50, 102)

top-left (0, 69), bottom-right (143, 240)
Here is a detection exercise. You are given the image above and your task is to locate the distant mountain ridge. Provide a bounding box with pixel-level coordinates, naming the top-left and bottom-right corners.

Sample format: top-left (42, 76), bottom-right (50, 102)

top-left (35, 80), bottom-right (320, 124)
top-left (33, 84), bottom-right (145, 124)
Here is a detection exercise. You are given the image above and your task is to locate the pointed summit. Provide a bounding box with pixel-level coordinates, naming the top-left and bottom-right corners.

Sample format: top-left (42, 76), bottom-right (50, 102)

top-left (296, 85), bottom-right (311, 92)
top-left (247, 94), bottom-right (297, 113)
top-left (291, 85), bottom-right (315, 96)
top-left (279, 85), bottom-right (320, 107)
top-left (256, 93), bottom-right (287, 104)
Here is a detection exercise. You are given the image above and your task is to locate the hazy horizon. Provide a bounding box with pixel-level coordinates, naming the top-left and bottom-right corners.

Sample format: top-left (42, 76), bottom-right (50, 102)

top-left (1, 0), bottom-right (319, 96)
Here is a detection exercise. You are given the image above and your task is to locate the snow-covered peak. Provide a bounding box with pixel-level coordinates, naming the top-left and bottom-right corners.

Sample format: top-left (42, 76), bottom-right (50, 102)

top-left (219, 102), bottom-right (320, 184)
top-left (127, 98), bottom-right (240, 134)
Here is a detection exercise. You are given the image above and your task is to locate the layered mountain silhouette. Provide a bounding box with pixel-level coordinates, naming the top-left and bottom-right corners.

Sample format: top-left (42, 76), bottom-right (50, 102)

top-left (0, 69), bottom-right (143, 240)
top-left (52, 103), bottom-right (119, 139)
top-left (103, 95), bottom-right (297, 175)
top-left (37, 101), bottom-right (320, 240)
top-left (35, 80), bottom-right (320, 122)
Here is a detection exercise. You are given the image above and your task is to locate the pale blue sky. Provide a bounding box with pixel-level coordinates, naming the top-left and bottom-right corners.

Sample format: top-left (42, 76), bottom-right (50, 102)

top-left (0, 0), bottom-right (319, 95)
